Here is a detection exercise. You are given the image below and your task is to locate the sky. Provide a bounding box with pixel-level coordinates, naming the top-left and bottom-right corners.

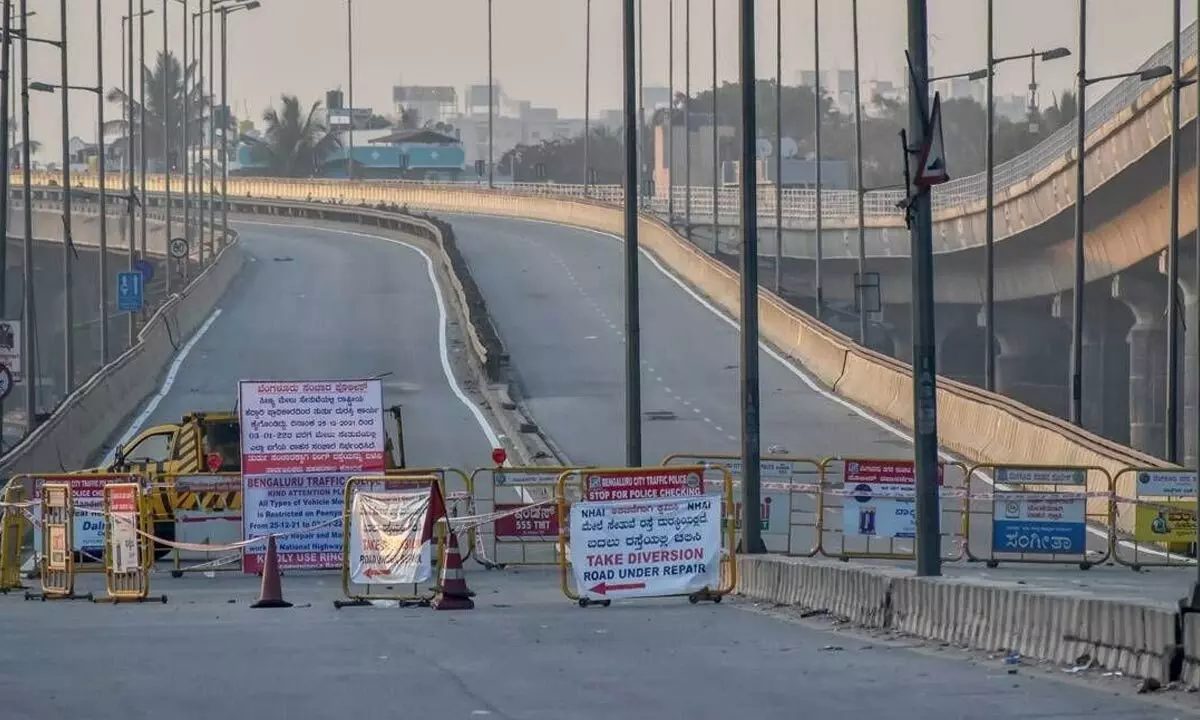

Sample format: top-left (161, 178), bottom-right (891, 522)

top-left (11, 0), bottom-right (1196, 162)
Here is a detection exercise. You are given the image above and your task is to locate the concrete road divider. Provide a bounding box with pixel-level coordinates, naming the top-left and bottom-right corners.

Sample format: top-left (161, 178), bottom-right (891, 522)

top-left (738, 554), bottom-right (1184, 685)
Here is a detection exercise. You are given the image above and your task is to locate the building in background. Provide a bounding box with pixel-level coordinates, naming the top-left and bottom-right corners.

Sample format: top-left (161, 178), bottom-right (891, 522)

top-left (393, 85), bottom-right (458, 126)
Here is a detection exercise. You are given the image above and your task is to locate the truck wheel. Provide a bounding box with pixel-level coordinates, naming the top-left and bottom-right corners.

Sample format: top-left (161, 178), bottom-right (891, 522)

top-left (152, 520), bottom-right (176, 561)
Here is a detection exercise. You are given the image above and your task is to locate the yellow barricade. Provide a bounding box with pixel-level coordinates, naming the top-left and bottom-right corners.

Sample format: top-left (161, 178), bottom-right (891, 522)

top-left (0, 479), bottom-right (28, 593)
top-left (1111, 467), bottom-right (1197, 570)
top-left (661, 452), bottom-right (824, 557)
top-left (159, 473), bottom-right (245, 577)
top-left (335, 474), bottom-right (447, 609)
top-left (94, 483), bottom-right (166, 605)
top-left (820, 457), bottom-right (968, 562)
top-left (964, 463), bottom-right (1112, 569)
top-left (556, 465), bottom-right (737, 608)
top-left (27, 473), bottom-right (144, 575)
top-left (470, 465), bottom-right (583, 568)
top-left (25, 482), bottom-right (91, 601)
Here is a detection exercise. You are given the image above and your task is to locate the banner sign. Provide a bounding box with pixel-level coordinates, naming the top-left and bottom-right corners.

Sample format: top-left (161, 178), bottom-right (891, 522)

top-left (1135, 470), bottom-right (1198, 498)
top-left (1134, 500), bottom-right (1196, 544)
top-left (494, 503), bottom-right (558, 540)
top-left (241, 472), bottom-right (351, 574)
top-left (582, 468), bottom-right (704, 502)
top-left (32, 474), bottom-right (132, 554)
top-left (348, 485), bottom-right (440, 585)
top-left (108, 485), bottom-right (140, 574)
top-left (841, 459), bottom-right (942, 539)
top-left (238, 379), bottom-right (386, 474)
top-left (569, 494), bottom-right (722, 600)
top-left (991, 492), bottom-right (1086, 554)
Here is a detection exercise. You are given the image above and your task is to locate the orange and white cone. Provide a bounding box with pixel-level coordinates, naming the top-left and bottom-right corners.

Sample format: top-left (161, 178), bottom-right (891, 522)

top-left (432, 530), bottom-right (474, 610)
top-left (251, 535), bottom-right (292, 609)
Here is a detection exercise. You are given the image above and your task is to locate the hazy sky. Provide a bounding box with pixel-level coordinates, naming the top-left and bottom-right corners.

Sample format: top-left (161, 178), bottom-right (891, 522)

top-left (14, 0), bottom-right (1195, 161)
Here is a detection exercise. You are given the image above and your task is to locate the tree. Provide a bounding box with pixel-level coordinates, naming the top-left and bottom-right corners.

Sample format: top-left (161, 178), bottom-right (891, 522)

top-left (245, 94), bottom-right (341, 177)
top-left (500, 126), bottom-right (625, 184)
top-left (105, 50), bottom-right (212, 172)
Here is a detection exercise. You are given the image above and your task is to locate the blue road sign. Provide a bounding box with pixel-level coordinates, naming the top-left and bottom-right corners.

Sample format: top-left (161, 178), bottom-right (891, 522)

top-left (134, 257), bottom-right (154, 284)
top-left (117, 271), bottom-right (144, 312)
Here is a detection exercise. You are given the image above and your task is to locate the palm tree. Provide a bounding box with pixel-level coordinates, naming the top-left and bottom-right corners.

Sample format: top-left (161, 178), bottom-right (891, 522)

top-left (245, 94), bottom-right (341, 177)
top-left (106, 50), bottom-right (213, 172)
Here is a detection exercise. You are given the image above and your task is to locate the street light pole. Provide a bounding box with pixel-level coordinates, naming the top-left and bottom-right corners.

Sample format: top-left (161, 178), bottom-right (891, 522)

top-left (1166, 0), bottom-right (1183, 462)
top-left (710, 0), bottom-right (717, 253)
top-left (162, 0), bottom-right (171, 295)
top-left (773, 0), bottom-right (782, 294)
top-left (206, 0), bottom-right (214, 253)
top-left (983, 0), bottom-right (995, 391)
top-left (737, 0), bottom-right (763, 553)
top-left (195, 7), bottom-right (204, 267)
top-left (583, 0), bottom-right (590, 194)
top-left (487, 0), bottom-right (493, 188)
top-left (622, 0), bottom-right (642, 467)
top-left (684, 0), bottom-right (691, 241)
top-left (139, 0), bottom-right (147, 264)
top-left (667, 0), bottom-right (674, 226)
top-left (181, 0), bottom-right (189, 281)
top-left (96, 0), bottom-right (108, 365)
top-left (812, 0), bottom-right (823, 321)
top-left (59, 0), bottom-right (74, 394)
top-left (18, 0), bottom-right (32, 432)
top-left (125, 5), bottom-right (136, 346)
top-left (345, 0), bottom-right (353, 182)
top-left (851, 0), bottom-right (867, 345)
top-left (220, 8), bottom-right (228, 242)
top-left (1069, 0), bottom-right (1086, 426)
top-left (637, 0), bottom-right (644, 205)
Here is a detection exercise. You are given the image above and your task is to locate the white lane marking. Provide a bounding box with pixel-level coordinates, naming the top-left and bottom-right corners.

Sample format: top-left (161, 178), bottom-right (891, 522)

top-left (235, 220), bottom-right (503, 452)
top-left (102, 309), bottom-right (223, 465)
top-left (479, 214), bottom-right (1172, 559)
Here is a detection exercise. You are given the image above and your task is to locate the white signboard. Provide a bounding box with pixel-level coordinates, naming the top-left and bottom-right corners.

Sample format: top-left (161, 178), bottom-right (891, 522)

top-left (1135, 470), bottom-right (1198, 498)
top-left (348, 488), bottom-right (435, 585)
top-left (108, 485), bottom-right (140, 574)
top-left (569, 494), bottom-right (722, 600)
top-left (995, 467), bottom-right (1085, 486)
top-left (241, 472), bottom-right (352, 573)
top-left (991, 493), bottom-right (1086, 555)
top-left (238, 379), bottom-right (386, 474)
top-left (0, 319), bottom-right (21, 379)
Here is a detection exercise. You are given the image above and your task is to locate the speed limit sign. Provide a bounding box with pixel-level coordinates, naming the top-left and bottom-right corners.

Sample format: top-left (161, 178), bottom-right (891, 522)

top-left (0, 364), bottom-right (13, 402)
top-left (169, 237), bottom-right (189, 260)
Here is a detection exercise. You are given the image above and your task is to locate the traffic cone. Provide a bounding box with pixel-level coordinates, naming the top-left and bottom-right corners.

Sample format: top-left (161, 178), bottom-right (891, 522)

top-left (431, 530), bottom-right (474, 610)
top-left (251, 535), bottom-right (292, 609)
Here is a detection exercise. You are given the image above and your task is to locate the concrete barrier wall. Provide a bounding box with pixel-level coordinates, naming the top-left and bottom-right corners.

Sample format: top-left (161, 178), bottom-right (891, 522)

top-left (739, 555), bottom-right (1184, 684)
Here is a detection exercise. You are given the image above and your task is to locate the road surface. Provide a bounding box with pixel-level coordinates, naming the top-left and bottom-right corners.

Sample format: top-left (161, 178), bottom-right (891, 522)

top-left (446, 213), bottom-right (1197, 601)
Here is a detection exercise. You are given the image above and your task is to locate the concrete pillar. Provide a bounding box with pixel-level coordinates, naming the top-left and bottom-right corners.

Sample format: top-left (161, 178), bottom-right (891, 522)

top-left (1112, 271), bottom-right (1169, 458)
top-left (1159, 245), bottom-right (1197, 467)
top-left (992, 304), bottom-right (1069, 417)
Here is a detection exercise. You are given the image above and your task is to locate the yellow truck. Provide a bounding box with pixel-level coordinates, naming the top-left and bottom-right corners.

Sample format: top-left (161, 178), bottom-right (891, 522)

top-left (75, 406), bottom-right (408, 555)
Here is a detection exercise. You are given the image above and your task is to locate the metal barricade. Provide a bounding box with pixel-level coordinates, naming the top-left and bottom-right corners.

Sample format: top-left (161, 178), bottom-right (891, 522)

top-left (964, 464), bottom-right (1112, 569)
top-left (0, 479), bottom-right (28, 593)
top-left (556, 466), bottom-right (737, 608)
top-left (1111, 467), bottom-right (1197, 570)
top-left (161, 473), bottom-right (245, 577)
top-left (661, 452), bottom-right (824, 556)
top-left (27, 473), bottom-right (144, 574)
top-left (470, 465), bottom-right (582, 568)
top-left (335, 474), bottom-right (447, 608)
top-left (94, 483), bottom-right (166, 604)
top-left (820, 457), bottom-right (968, 562)
top-left (25, 483), bottom-right (90, 601)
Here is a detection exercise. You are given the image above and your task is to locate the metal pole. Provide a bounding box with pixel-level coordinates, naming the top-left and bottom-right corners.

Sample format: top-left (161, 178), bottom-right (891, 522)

top-left (345, 0), bottom-right (353, 181)
top-left (206, 0), bottom-right (214, 255)
top-left (1069, 0), bottom-right (1086, 426)
top-left (220, 8), bottom-right (228, 242)
top-left (18, 0), bottom-right (32, 432)
top-left (182, 0), bottom-right (189, 281)
top-left (637, 0), bottom-right (644, 204)
top-left (622, 0), bottom-right (642, 466)
top-left (139, 0), bottom-right (147, 265)
top-left (983, 0), bottom-right (995, 391)
top-left (583, 0), bottom-right (590, 194)
top-left (773, 0), bottom-right (782, 293)
top-left (812, 0), bottom-right (823, 320)
top-left (0, 1), bottom-right (9, 446)
top-left (195, 8), bottom-right (204, 268)
top-left (684, 0), bottom-right (691, 240)
top-left (59, 0), bottom-right (74, 394)
top-left (96, 0), bottom-right (107, 366)
top-left (1166, 0), bottom-right (1182, 461)
top-left (738, 0), bottom-right (763, 554)
top-left (162, 0), bottom-right (171, 295)
top-left (1191, 0), bottom-right (1200, 610)
top-left (907, 0), bottom-right (940, 578)
top-left (487, 0), bottom-right (493, 188)
top-left (851, 0), bottom-right (867, 345)
top-left (126, 6), bottom-right (136, 346)
top-left (710, 0), bottom-right (718, 252)
top-left (667, 0), bottom-right (674, 225)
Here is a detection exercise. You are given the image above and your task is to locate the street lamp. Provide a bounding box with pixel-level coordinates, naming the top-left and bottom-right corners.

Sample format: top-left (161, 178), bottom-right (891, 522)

top-left (217, 1), bottom-right (260, 244)
top-left (621, 0), bottom-right (642, 466)
top-left (1068, 0), bottom-right (1170, 429)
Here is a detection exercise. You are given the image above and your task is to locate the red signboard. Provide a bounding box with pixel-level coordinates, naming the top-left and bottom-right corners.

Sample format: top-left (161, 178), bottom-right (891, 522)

top-left (494, 503), bottom-right (558, 539)
top-left (582, 468), bottom-right (704, 502)
top-left (108, 485), bottom-right (138, 514)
